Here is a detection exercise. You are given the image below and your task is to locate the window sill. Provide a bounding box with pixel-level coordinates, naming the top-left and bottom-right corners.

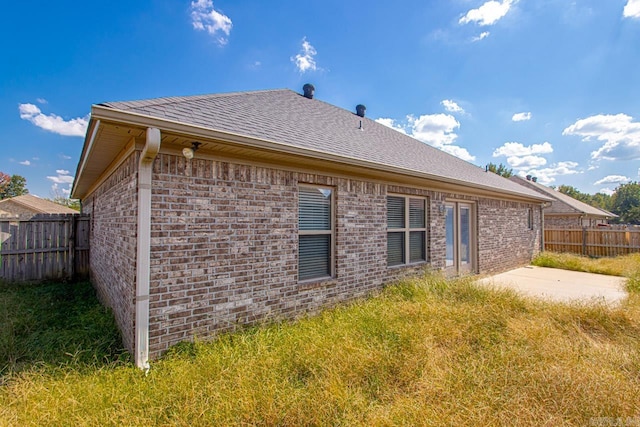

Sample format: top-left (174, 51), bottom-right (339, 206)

top-left (298, 276), bottom-right (336, 291)
top-left (387, 261), bottom-right (429, 270)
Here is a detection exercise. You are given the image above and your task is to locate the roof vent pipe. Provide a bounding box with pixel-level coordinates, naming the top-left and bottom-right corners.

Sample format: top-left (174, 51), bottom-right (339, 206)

top-left (356, 104), bottom-right (366, 118)
top-left (302, 83), bottom-right (315, 99)
top-left (532, 177), bottom-right (538, 182)
top-left (526, 175), bottom-right (532, 181)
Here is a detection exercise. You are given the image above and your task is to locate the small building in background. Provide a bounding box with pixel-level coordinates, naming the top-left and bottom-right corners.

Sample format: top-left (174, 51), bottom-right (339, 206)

top-left (510, 175), bottom-right (616, 228)
top-left (0, 194), bottom-right (78, 219)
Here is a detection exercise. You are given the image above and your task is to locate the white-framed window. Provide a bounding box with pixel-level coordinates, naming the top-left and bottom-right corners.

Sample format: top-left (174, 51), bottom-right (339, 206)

top-left (387, 195), bottom-right (427, 266)
top-left (298, 185), bottom-right (334, 281)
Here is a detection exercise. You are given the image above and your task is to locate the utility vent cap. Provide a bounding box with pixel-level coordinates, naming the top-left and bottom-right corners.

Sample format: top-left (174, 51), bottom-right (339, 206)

top-left (526, 175), bottom-right (532, 181)
top-left (302, 83), bottom-right (315, 99)
top-left (532, 177), bottom-right (538, 182)
top-left (356, 104), bottom-right (366, 118)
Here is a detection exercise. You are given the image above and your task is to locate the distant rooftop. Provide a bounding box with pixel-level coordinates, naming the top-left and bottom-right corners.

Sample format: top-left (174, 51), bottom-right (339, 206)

top-left (0, 194), bottom-right (78, 216)
top-left (510, 175), bottom-right (617, 218)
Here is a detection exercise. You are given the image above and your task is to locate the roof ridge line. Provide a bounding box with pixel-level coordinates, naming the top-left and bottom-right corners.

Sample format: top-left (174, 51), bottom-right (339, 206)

top-left (98, 88), bottom-right (294, 110)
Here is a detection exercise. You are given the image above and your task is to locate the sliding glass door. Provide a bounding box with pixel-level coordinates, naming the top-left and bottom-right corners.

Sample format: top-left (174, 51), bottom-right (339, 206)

top-left (445, 202), bottom-right (476, 274)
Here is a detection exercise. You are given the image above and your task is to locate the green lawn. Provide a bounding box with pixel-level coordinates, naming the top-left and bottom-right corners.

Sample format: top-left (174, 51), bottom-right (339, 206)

top-left (1, 254), bottom-right (639, 426)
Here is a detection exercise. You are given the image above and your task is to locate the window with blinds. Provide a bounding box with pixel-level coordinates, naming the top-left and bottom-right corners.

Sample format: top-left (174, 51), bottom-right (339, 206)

top-left (299, 186), bottom-right (333, 281)
top-left (387, 195), bottom-right (427, 266)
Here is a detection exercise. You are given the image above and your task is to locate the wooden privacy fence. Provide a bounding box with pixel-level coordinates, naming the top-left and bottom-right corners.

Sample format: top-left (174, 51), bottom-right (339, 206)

top-left (545, 227), bottom-right (640, 257)
top-left (0, 214), bottom-right (89, 282)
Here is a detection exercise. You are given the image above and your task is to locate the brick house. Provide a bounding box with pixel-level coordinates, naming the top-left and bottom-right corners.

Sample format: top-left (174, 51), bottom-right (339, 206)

top-left (510, 175), bottom-right (616, 227)
top-left (71, 86), bottom-right (550, 368)
top-left (0, 194), bottom-right (78, 218)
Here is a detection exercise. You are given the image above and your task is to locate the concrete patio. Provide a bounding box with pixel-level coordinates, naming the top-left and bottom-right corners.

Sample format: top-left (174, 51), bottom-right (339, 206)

top-left (477, 265), bottom-right (628, 305)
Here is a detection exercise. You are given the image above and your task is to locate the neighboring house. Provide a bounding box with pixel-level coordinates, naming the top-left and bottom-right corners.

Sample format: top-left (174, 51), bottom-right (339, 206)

top-left (510, 175), bottom-right (617, 227)
top-left (71, 86), bottom-right (550, 367)
top-left (0, 194), bottom-right (78, 218)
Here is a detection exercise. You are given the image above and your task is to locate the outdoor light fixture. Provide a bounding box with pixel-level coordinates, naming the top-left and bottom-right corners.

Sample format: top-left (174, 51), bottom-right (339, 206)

top-left (438, 204), bottom-right (447, 215)
top-left (182, 141), bottom-right (202, 159)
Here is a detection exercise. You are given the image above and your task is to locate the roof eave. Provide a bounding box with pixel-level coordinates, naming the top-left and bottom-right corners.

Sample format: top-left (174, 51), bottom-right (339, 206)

top-left (83, 105), bottom-right (550, 203)
top-left (71, 117), bottom-right (100, 199)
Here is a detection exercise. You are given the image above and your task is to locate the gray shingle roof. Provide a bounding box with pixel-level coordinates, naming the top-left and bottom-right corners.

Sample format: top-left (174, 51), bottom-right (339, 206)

top-left (510, 176), bottom-right (616, 217)
top-left (100, 89), bottom-right (547, 201)
top-left (0, 194), bottom-right (78, 214)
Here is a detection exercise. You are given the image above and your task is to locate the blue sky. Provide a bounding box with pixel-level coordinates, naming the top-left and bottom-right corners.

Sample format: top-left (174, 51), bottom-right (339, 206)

top-left (2, 0), bottom-right (640, 198)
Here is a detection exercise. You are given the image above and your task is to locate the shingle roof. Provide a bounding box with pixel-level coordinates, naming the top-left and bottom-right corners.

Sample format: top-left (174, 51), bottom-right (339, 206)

top-left (0, 194), bottom-right (78, 214)
top-left (510, 176), bottom-right (616, 217)
top-left (98, 89), bottom-right (547, 201)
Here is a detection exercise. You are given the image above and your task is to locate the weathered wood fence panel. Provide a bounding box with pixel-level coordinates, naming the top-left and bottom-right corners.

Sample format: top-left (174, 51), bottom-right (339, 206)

top-left (545, 227), bottom-right (640, 257)
top-left (0, 214), bottom-right (90, 282)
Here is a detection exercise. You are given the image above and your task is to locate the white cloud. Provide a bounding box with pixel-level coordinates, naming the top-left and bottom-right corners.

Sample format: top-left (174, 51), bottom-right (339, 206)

top-left (36, 98), bottom-right (47, 104)
top-left (506, 155), bottom-right (547, 169)
top-left (459, 0), bottom-right (516, 26)
top-left (512, 112), bottom-right (532, 122)
top-left (623, 0), bottom-right (640, 18)
top-left (47, 169), bottom-right (74, 197)
top-left (376, 113), bottom-right (475, 162)
top-left (19, 103), bottom-right (88, 137)
top-left (60, 154), bottom-right (72, 160)
top-left (594, 175), bottom-right (631, 186)
top-left (291, 37), bottom-right (318, 73)
top-left (19, 160), bottom-right (31, 166)
top-left (441, 99), bottom-right (465, 114)
top-left (599, 188), bottom-right (615, 196)
top-left (493, 141), bottom-right (553, 157)
top-left (519, 161), bottom-right (580, 185)
top-left (410, 114), bottom-right (475, 161)
top-left (47, 174), bottom-right (74, 184)
top-left (562, 113), bottom-right (640, 161)
top-left (472, 31), bottom-right (490, 42)
top-left (190, 0), bottom-right (233, 45)
top-left (439, 145), bottom-right (476, 162)
top-left (375, 118), bottom-right (408, 135)
top-left (51, 183), bottom-right (71, 197)
top-left (410, 114), bottom-right (461, 147)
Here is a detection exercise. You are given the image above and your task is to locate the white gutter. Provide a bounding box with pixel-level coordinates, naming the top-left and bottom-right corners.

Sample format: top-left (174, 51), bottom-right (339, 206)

top-left (135, 127), bottom-right (161, 370)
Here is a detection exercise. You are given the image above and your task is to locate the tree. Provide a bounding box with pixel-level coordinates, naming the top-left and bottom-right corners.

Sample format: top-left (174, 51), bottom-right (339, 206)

top-left (486, 162), bottom-right (513, 178)
top-left (611, 182), bottom-right (640, 224)
top-left (556, 184), bottom-right (613, 212)
top-left (557, 185), bottom-right (582, 200)
top-left (48, 186), bottom-right (81, 211)
top-left (0, 172), bottom-right (29, 200)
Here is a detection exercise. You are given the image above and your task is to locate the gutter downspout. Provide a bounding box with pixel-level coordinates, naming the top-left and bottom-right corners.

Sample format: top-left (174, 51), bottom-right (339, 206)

top-left (135, 127), bottom-right (161, 370)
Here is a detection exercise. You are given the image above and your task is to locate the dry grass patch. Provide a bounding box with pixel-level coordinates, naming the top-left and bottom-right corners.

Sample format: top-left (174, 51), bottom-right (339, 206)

top-left (1, 262), bottom-right (640, 426)
top-left (533, 252), bottom-right (640, 291)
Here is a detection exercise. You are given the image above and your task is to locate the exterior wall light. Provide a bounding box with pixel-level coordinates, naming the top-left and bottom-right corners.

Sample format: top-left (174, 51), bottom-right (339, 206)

top-left (182, 142), bottom-right (202, 159)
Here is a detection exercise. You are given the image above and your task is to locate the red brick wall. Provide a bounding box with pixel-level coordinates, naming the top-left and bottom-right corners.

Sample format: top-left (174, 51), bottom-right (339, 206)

top-left (83, 153), bottom-right (138, 353)
top-left (545, 216), bottom-right (582, 228)
top-left (85, 152), bottom-right (542, 358)
top-left (143, 154), bottom-right (542, 356)
top-left (478, 199), bottom-right (542, 274)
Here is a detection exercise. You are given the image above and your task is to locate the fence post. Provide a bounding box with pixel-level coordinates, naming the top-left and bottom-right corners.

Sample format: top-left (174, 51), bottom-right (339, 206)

top-left (69, 214), bottom-right (76, 279)
top-left (582, 227), bottom-right (587, 256)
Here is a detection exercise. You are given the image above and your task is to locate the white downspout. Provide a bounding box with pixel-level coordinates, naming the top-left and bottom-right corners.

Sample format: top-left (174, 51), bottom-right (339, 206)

top-left (135, 127), bottom-right (161, 370)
